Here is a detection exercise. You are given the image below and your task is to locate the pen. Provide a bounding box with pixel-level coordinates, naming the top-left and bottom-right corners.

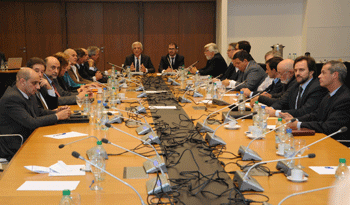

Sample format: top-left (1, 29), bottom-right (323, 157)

top-left (89, 180), bottom-right (95, 188)
top-left (52, 133), bottom-right (66, 137)
top-left (325, 166), bottom-right (334, 169)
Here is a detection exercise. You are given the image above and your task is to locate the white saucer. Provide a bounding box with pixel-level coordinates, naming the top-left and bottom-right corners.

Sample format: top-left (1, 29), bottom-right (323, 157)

top-left (244, 131), bottom-right (251, 135)
top-left (224, 125), bottom-right (241, 130)
top-left (246, 133), bottom-right (265, 139)
top-left (287, 176), bottom-right (308, 182)
top-left (276, 151), bottom-right (284, 156)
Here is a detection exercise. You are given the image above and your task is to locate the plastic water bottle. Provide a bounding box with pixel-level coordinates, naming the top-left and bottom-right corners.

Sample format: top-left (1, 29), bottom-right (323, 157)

top-left (252, 101), bottom-right (260, 126)
top-left (335, 158), bottom-right (349, 180)
top-left (293, 53), bottom-right (297, 60)
top-left (238, 91), bottom-right (246, 113)
top-left (259, 105), bottom-right (267, 132)
top-left (111, 66), bottom-right (115, 78)
top-left (110, 87), bottom-right (118, 108)
top-left (275, 118), bottom-right (285, 149)
top-left (102, 87), bottom-right (109, 104)
top-left (95, 100), bottom-right (103, 129)
top-left (288, 53), bottom-right (292, 59)
top-left (59, 189), bottom-right (73, 205)
top-left (284, 128), bottom-right (295, 158)
top-left (87, 141), bottom-right (107, 181)
top-left (100, 103), bottom-right (109, 131)
top-left (206, 76), bottom-right (213, 99)
top-left (212, 83), bottom-right (218, 99)
top-left (83, 94), bottom-right (90, 115)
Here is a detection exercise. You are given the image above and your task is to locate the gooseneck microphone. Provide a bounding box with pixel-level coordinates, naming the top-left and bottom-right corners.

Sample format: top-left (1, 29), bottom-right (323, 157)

top-left (277, 126), bottom-right (348, 176)
top-left (239, 119), bottom-right (296, 161)
top-left (71, 151), bottom-right (146, 205)
top-left (205, 112), bottom-right (256, 146)
top-left (58, 136), bottom-right (98, 149)
top-left (278, 186), bottom-right (335, 205)
top-left (107, 62), bottom-right (124, 70)
top-left (234, 154), bottom-right (316, 192)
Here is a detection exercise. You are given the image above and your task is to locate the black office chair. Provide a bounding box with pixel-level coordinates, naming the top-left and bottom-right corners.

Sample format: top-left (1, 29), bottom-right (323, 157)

top-left (0, 134), bottom-right (24, 166)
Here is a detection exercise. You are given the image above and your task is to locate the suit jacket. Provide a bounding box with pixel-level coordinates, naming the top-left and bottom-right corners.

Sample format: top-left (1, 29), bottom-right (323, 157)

top-left (271, 78), bottom-right (328, 117)
top-left (0, 52), bottom-right (5, 63)
top-left (37, 86), bottom-right (58, 110)
top-left (124, 54), bottom-right (155, 73)
top-left (252, 78), bottom-right (283, 96)
top-left (0, 85), bottom-right (57, 158)
top-left (220, 62), bottom-right (239, 81)
top-left (198, 53), bottom-right (227, 77)
top-left (298, 85), bottom-right (350, 145)
top-left (234, 60), bottom-right (267, 91)
top-left (43, 74), bottom-right (77, 105)
top-left (68, 66), bottom-right (93, 85)
top-left (78, 63), bottom-right (108, 83)
top-left (158, 54), bottom-right (184, 73)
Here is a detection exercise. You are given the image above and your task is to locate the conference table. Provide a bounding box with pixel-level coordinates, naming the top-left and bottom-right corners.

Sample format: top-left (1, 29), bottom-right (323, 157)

top-left (0, 74), bottom-right (349, 205)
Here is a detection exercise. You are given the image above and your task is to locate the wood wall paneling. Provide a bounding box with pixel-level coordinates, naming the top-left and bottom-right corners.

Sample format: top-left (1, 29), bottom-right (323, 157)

top-left (25, 2), bottom-right (64, 60)
top-left (143, 2), bottom-right (179, 72)
top-left (66, 3), bottom-right (105, 69)
top-left (0, 2), bottom-right (26, 64)
top-left (179, 2), bottom-right (216, 69)
top-left (103, 2), bottom-right (140, 70)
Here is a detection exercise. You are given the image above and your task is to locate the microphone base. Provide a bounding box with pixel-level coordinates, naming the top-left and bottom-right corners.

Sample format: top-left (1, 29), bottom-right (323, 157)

top-left (193, 91), bottom-right (203, 97)
top-left (136, 106), bottom-right (146, 114)
top-left (143, 156), bottom-right (167, 174)
top-left (141, 132), bottom-right (160, 144)
top-left (238, 145), bottom-right (262, 161)
top-left (109, 115), bottom-right (123, 124)
top-left (195, 121), bottom-right (214, 133)
top-left (162, 72), bottom-right (176, 76)
top-left (178, 96), bottom-right (191, 103)
top-left (233, 170), bottom-right (264, 192)
top-left (131, 72), bottom-right (144, 75)
top-left (137, 92), bottom-right (147, 98)
top-left (136, 125), bottom-right (152, 135)
top-left (212, 99), bottom-right (230, 106)
top-left (136, 86), bottom-right (144, 91)
top-left (276, 161), bottom-right (309, 177)
top-left (262, 202), bottom-right (272, 205)
top-left (146, 174), bottom-right (172, 195)
top-left (205, 133), bottom-right (226, 146)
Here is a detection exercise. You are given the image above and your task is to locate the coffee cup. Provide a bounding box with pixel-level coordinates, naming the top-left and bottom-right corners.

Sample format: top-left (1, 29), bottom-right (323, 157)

top-left (291, 168), bottom-right (304, 181)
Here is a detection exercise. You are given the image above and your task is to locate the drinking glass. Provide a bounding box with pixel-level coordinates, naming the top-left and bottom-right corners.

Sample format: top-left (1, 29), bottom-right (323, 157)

top-left (70, 192), bottom-right (81, 205)
top-left (89, 105), bottom-right (95, 125)
top-left (294, 139), bottom-right (306, 169)
top-left (76, 96), bottom-right (83, 112)
top-left (90, 156), bottom-right (105, 191)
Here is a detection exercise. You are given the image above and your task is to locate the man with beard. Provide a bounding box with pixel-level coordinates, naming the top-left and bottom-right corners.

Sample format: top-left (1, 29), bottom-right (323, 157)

top-left (158, 43), bottom-right (184, 73)
top-left (266, 56), bottom-right (328, 118)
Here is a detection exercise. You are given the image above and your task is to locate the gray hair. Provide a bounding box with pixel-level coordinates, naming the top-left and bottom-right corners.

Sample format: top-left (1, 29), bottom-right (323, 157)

top-left (204, 43), bottom-right (219, 54)
top-left (132, 41), bottom-right (143, 50)
top-left (325, 60), bottom-right (347, 84)
top-left (265, 50), bottom-right (282, 60)
top-left (87, 46), bottom-right (100, 57)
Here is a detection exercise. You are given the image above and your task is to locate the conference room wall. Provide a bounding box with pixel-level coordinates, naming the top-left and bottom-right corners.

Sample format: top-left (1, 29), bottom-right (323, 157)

top-left (222, 0), bottom-right (350, 64)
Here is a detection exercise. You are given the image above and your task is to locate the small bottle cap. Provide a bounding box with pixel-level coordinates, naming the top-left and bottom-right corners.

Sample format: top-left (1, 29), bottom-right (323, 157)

top-left (278, 118), bottom-right (282, 121)
top-left (112, 87), bottom-right (115, 89)
top-left (261, 105), bottom-right (266, 109)
top-left (62, 189), bottom-right (70, 196)
top-left (108, 76), bottom-right (111, 78)
top-left (85, 94), bottom-right (88, 97)
top-left (286, 128), bottom-right (292, 133)
top-left (339, 158), bottom-right (346, 163)
top-left (103, 87), bottom-right (107, 90)
top-left (240, 91), bottom-right (243, 94)
top-left (103, 103), bottom-right (107, 106)
top-left (97, 141), bottom-right (102, 145)
top-left (214, 83), bottom-right (216, 85)
top-left (255, 101), bottom-right (259, 104)
top-left (97, 100), bottom-right (101, 103)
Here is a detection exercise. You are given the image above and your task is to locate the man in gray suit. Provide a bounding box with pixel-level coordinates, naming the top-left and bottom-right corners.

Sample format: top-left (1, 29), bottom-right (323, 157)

top-left (222, 50), bottom-right (266, 91)
top-left (0, 68), bottom-right (71, 159)
top-left (43, 56), bottom-right (89, 105)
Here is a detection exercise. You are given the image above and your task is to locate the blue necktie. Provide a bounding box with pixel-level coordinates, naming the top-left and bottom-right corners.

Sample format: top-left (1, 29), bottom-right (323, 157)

top-left (136, 58), bottom-right (139, 72)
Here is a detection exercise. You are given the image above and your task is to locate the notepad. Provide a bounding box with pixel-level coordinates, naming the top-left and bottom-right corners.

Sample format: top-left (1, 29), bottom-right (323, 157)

top-left (43, 131), bottom-right (88, 139)
top-left (17, 181), bottom-right (80, 191)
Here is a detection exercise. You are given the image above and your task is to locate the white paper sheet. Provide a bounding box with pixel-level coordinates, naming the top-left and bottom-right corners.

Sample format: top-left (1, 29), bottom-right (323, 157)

top-left (223, 94), bottom-right (237, 97)
top-left (199, 100), bottom-right (212, 104)
top-left (17, 181), bottom-right (80, 191)
top-left (149, 106), bottom-right (177, 109)
top-left (145, 90), bottom-right (167, 94)
top-left (48, 165), bottom-right (85, 176)
top-left (43, 131), bottom-right (88, 139)
top-left (308, 166), bottom-right (350, 175)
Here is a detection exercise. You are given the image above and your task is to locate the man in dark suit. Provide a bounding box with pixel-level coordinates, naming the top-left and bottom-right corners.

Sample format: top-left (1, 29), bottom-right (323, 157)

top-left (26, 57), bottom-right (58, 110)
top-left (266, 56), bottom-right (328, 118)
top-left (0, 52), bottom-right (6, 64)
top-left (189, 43), bottom-right (227, 77)
top-left (158, 43), bottom-right (184, 73)
top-left (124, 41), bottom-right (155, 73)
top-left (222, 50), bottom-right (266, 92)
top-left (281, 61), bottom-right (350, 146)
top-left (219, 42), bottom-right (240, 81)
top-left (43, 56), bottom-right (89, 105)
top-left (0, 68), bottom-right (70, 159)
top-left (252, 59), bottom-right (297, 106)
top-left (242, 56), bottom-right (283, 98)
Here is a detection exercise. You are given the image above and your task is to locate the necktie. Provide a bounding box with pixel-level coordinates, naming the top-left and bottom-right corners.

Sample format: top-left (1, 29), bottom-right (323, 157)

top-left (296, 86), bottom-right (303, 109)
top-left (28, 97), bottom-right (36, 118)
top-left (52, 83), bottom-right (61, 97)
top-left (36, 92), bottom-right (48, 110)
top-left (171, 57), bottom-right (175, 67)
top-left (136, 58), bottom-right (139, 72)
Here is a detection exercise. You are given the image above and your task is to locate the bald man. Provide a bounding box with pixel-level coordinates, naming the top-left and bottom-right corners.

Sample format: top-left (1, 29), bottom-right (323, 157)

top-left (64, 48), bottom-right (93, 84)
top-left (0, 68), bottom-right (70, 159)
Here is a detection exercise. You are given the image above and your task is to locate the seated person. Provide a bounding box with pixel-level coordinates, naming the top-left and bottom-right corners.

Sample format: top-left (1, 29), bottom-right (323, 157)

top-left (281, 61), bottom-right (350, 146)
top-left (0, 68), bottom-right (70, 160)
top-left (76, 47), bottom-right (107, 83)
top-left (189, 43), bottom-right (227, 77)
top-left (64, 48), bottom-right (95, 84)
top-left (124, 41), bottom-right (155, 73)
top-left (158, 43), bottom-right (184, 73)
top-left (219, 42), bottom-right (240, 81)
